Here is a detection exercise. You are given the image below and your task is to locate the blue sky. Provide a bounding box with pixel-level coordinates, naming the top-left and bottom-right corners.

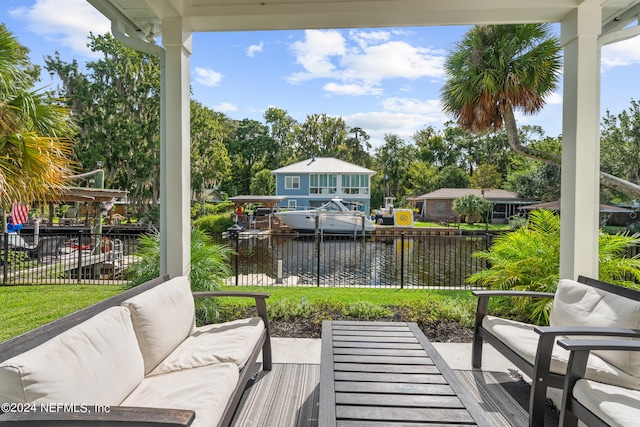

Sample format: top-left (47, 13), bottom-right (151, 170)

top-left (4, 0), bottom-right (640, 148)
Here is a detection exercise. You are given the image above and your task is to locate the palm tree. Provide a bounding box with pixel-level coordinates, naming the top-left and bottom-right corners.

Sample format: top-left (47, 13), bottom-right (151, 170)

top-left (0, 24), bottom-right (77, 226)
top-left (441, 24), bottom-right (640, 198)
top-left (441, 24), bottom-right (562, 164)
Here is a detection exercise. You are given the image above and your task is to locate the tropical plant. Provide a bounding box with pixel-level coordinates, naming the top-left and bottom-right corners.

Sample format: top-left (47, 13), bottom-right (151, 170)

top-left (468, 209), bottom-right (640, 323)
top-left (452, 194), bottom-right (492, 224)
top-left (126, 227), bottom-right (234, 323)
top-left (442, 23), bottom-right (640, 199)
top-left (0, 24), bottom-right (76, 216)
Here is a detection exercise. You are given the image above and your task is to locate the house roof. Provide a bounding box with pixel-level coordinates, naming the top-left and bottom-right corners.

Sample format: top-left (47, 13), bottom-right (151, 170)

top-left (518, 199), bottom-right (634, 214)
top-left (228, 195), bottom-right (286, 207)
top-left (271, 157), bottom-right (375, 175)
top-left (412, 188), bottom-right (526, 202)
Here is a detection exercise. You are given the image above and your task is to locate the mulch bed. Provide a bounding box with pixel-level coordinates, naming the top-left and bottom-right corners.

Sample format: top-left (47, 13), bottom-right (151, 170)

top-left (268, 315), bottom-right (473, 343)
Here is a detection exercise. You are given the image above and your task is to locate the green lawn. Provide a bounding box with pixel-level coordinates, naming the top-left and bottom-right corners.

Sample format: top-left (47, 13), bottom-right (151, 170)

top-left (0, 284), bottom-right (478, 342)
top-left (0, 284), bottom-right (127, 342)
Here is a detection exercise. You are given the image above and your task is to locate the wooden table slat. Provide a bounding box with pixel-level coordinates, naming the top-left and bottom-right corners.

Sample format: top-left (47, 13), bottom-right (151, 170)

top-left (335, 392), bottom-right (464, 408)
top-left (335, 371), bottom-right (449, 384)
top-left (333, 362), bottom-right (440, 374)
top-left (332, 325), bottom-right (413, 332)
top-left (333, 330), bottom-right (416, 337)
top-left (333, 336), bottom-right (419, 343)
top-left (334, 380), bottom-right (454, 395)
top-left (333, 354), bottom-right (434, 365)
top-left (336, 406), bottom-right (476, 424)
top-left (333, 347), bottom-right (429, 357)
top-left (333, 341), bottom-right (423, 350)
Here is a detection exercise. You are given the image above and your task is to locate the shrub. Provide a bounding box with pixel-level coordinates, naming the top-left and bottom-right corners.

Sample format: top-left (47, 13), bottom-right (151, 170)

top-left (193, 213), bottom-right (235, 235)
top-left (468, 209), bottom-right (640, 323)
top-left (125, 227), bottom-right (234, 324)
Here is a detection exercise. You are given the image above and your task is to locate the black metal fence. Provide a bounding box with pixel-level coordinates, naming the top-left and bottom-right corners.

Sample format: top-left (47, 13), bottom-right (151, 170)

top-left (0, 228), bottom-right (494, 288)
top-left (218, 230), bottom-right (493, 289)
top-left (0, 231), bottom-right (138, 285)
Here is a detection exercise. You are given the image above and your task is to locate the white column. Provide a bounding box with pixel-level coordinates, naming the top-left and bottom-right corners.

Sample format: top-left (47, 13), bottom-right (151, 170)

top-left (560, 5), bottom-right (601, 280)
top-left (161, 18), bottom-right (192, 278)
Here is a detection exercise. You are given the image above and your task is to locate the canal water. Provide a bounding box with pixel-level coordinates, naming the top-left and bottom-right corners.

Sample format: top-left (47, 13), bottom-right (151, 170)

top-left (225, 232), bottom-right (490, 289)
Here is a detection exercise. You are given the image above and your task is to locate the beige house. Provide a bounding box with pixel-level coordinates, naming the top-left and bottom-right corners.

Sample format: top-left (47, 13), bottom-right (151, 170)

top-left (410, 188), bottom-right (536, 224)
top-left (86, 0), bottom-right (640, 282)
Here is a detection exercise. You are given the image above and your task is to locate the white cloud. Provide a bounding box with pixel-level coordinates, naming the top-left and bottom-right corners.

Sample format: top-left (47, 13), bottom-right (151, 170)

top-left (214, 102), bottom-right (238, 112)
top-left (194, 67), bottom-right (223, 86)
top-left (324, 82), bottom-right (383, 96)
top-left (381, 97), bottom-right (441, 114)
top-left (9, 0), bottom-right (110, 57)
top-left (247, 41), bottom-right (264, 57)
top-left (288, 30), bottom-right (346, 83)
top-left (545, 91), bottom-right (562, 105)
top-left (286, 29), bottom-right (446, 94)
top-left (349, 29), bottom-right (391, 48)
top-left (601, 36), bottom-right (640, 69)
top-left (343, 100), bottom-right (448, 148)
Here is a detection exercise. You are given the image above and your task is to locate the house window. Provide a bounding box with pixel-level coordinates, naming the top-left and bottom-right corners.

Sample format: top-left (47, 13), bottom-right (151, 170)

top-left (309, 174), bottom-right (337, 194)
top-left (435, 202), bottom-right (446, 211)
top-left (341, 174), bottom-right (369, 195)
top-left (287, 200), bottom-right (297, 210)
top-left (285, 176), bottom-right (300, 190)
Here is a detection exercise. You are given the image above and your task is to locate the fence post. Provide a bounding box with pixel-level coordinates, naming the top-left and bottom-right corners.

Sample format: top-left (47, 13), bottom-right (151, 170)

top-left (316, 216), bottom-right (321, 287)
top-left (2, 233), bottom-right (8, 286)
top-left (400, 232), bottom-right (405, 289)
top-left (77, 230), bottom-right (83, 283)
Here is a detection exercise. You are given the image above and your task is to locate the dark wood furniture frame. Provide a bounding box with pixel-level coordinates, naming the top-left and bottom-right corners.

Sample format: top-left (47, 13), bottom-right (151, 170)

top-left (557, 338), bottom-right (640, 427)
top-left (0, 275), bottom-right (272, 427)
top-left (472, 275), bottom-right (640, 426)
top-left (319, 320), bottom-right (493, 427)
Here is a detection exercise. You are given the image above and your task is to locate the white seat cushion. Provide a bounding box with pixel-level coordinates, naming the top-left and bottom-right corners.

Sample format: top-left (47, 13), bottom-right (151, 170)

top-left (0, 306), bottom-right (144, 405)
top-left (550, 279), bottom-right (640, 376)
top-left (122, 362), bottom-right (239, 427)
top-left (573, 379), bottom-right (640, 427)
top-left (483, 315), bottom-right (640, 390)
top-left (122, 276), bottom-right (196, 374)
top-left (149, 317), bottom-right (265, 376)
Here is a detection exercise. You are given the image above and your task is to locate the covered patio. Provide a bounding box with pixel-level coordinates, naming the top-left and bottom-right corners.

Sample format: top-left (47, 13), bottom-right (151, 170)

top-left (85, 0), bottom-right (640, 283)
top-left (78, 1), bottom-right (640, 426)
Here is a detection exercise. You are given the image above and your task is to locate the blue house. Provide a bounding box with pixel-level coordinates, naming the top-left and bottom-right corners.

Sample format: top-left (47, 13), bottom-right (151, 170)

top-left (271, 157), bottom-right (376, 213)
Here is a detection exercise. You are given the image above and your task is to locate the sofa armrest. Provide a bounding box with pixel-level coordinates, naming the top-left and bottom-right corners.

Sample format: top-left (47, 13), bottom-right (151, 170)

top-left (0, 406), bottom-right (195, 426)
top-left (192, 291), bottom-right (270, 326)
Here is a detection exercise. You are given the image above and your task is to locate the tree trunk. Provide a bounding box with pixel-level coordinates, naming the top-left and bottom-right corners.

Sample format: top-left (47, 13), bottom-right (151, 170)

top-left (504, 104), bottom-right (640, 199)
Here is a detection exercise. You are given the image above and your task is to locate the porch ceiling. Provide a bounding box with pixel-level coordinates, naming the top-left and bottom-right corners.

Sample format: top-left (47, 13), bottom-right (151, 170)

top-left (89, 0), bottom-right (640, 41)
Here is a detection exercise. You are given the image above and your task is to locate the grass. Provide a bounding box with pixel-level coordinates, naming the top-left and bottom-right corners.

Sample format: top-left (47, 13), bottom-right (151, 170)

top-left (215, 286), bottom-right (479, 327)
top-left (0, 284), bottom-right (127, 342)
top-left (0, 284), bottom-right (480, 342)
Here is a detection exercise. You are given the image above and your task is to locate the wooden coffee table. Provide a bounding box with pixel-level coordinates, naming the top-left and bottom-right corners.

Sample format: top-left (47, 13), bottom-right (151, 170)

top-left (319, 320), bottom-right (493, 426)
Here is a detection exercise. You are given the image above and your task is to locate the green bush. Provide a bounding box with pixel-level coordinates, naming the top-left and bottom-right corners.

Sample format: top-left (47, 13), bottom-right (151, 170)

top-left (468, 209), bottom-right (640, 323)
top-left (344, 301), bottom-right (393, 319)
top-left (125, 227), bottom-right (234, 324)
top-left (192, 213), bottom-right (235, 235)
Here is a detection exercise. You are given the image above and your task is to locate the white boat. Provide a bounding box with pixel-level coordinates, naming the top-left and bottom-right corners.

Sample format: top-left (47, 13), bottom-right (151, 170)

top-left (275, 199), bottom-right (375, 234)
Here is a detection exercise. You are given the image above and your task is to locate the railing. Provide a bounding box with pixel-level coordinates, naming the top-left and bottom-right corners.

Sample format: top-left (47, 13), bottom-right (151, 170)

top-left (218, 230), bottom-right (493, 289)
top-left (0, 231), bottom-right (138, 285)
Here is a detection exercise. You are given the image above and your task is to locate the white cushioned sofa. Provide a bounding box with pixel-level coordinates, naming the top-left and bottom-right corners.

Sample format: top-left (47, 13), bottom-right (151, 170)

top-left (0, 275), bottom-right (271, 427)
top-left (472, 275), bottom-right (640, 426)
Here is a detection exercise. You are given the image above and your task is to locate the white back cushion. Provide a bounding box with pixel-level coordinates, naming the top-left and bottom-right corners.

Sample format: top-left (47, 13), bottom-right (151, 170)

top-left (0, 306), bottom-right (143, 405)
top-left (122, 276), bottom-right (196, 374)
top-left (550, 279), bottom-right (640, 376)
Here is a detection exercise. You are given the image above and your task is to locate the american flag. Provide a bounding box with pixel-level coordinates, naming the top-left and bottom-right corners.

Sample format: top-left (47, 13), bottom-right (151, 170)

top-left (11, 203), bottom-right (29, 225)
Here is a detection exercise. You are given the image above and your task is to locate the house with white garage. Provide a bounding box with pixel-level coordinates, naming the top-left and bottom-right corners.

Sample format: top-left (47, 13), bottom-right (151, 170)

top-left (271, 157), bottom-right (376, 213)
